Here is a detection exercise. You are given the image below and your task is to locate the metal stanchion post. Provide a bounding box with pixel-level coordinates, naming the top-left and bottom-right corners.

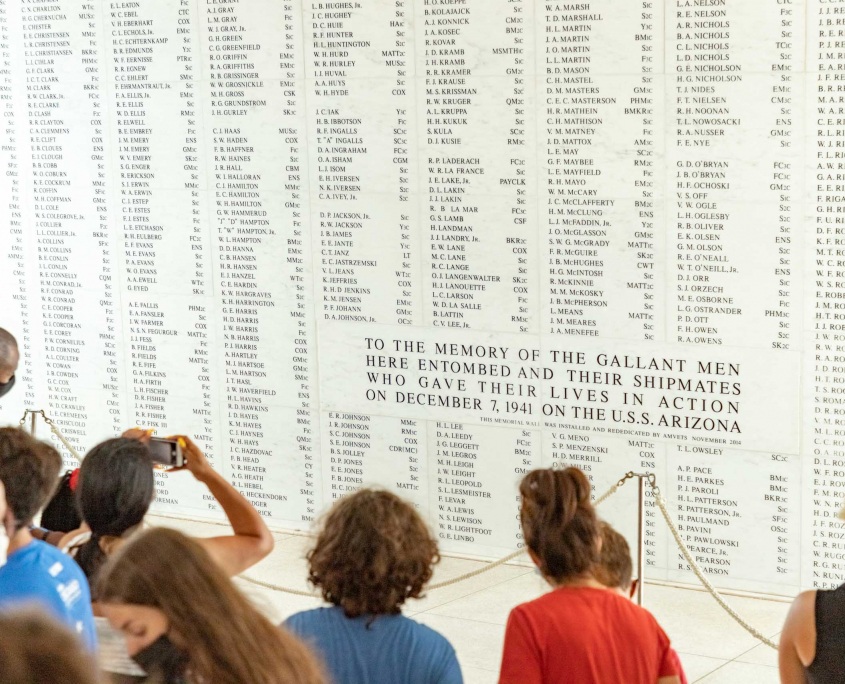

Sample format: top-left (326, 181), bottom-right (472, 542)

top-left (636, 474), bottom-right (645, 606)
top-left (29, 410), bottom-right (36, 437)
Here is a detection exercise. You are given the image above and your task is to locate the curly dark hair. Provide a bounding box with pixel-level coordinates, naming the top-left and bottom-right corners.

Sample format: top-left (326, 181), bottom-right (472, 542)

top-left (307, 489), bottom-right (440, 617)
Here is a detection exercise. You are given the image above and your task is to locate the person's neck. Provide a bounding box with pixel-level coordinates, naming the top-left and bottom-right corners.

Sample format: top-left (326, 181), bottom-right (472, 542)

top-left (7, 527), bottom-right (34, 556)
top-left (550, 573), bottom-right (605, 590)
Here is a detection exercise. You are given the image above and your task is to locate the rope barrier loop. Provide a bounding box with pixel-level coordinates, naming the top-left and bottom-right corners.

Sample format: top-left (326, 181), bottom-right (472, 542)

top-left (19, 408), bottom-right (83, 463)
top-left (644, 479), bottom-right (778, 650)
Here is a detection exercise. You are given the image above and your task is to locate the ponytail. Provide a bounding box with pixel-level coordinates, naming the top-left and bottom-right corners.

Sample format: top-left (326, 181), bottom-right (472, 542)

top-left (73, 534), bottom-right (108, 590)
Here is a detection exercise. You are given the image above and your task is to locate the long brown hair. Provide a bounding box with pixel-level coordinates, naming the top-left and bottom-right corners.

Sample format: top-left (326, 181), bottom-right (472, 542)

top-left (519, 467), bottom-right (599, 583)
top-left (307, 488), bottom-right (439, 617)
top-left (96, 528), bottom-right (325, 684)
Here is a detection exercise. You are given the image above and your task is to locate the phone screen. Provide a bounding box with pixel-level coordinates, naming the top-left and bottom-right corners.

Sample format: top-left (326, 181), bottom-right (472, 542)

top-left (147, 438), bottom-right (181, 467)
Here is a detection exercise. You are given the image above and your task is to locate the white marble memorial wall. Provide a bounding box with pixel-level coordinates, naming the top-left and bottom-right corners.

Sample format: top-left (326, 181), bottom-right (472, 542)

top-left (0, 0), bottom-right (838, 596)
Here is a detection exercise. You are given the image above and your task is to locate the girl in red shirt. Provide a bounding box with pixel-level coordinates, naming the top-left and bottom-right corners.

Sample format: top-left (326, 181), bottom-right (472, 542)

top-left (498, 467), bottom-right (681, 684)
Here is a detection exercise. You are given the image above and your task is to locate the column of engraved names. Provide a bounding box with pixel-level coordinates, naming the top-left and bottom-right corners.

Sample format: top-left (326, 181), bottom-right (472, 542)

top-left (627, 0), bottom-right (663, 340)
top-left (326, 412), bottom-right (370, 500)
top-left (109, 1), bottom-right (211, 512)
top-left (766, 0), bottom-right (802, 351)
top-left (281, 0), bottom-right (320, 522)
top-left (111, 0), bottom-right (169, 434)
top-left (543, 0), bottom-right (602, 339)
top-left (203, 0), bottom-right (319, 522)
top-left (206, 0), bottom-right (274, 511)
top-left (177, 0), bottom-right (216, 465)
top-left (432, 420), bottom-right (530, 554)
top-left (671, 1), bottom-right (737, 345)
top-left (541, 2), bottom-right (660, 340)
top-left (433, 421), bottom-right (492, 549)
top-left (668, 447), bottom-right (799, 591)
top-left (89, 0), bottom-right (124, 437)
top-left (24, 2), bottom-right (117, 457)
top-left (495, 0), bottom-right (537, 334)
top-left (22, 0), bottom-right (71, 437)
top-left (805, 0), bottom-right (845, 588)
top-left (670, 449), bottom-right (740, 581)
top-left (419, 0), bottom-right (536, 332)
top-left (669, 0), bottom-right (802, 347)
top-left (388, 0), bottom-right (420, 325)
top-left (0, 0), bottom-right (35, 418)
top-left (324, 413), bottom-right (427, 510)
top-left (307, 1), bottom-right (420, 325)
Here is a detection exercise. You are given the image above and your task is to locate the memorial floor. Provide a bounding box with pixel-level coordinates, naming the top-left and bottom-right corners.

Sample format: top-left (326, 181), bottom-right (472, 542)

top-left (151, 514), bottom-right (791, 683)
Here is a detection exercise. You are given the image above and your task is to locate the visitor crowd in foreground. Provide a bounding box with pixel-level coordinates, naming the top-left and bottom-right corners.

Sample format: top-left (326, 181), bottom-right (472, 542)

top-left (0, 423), bottom-right (689, 684)
top-left (0, 327), bottom-right (836, 684)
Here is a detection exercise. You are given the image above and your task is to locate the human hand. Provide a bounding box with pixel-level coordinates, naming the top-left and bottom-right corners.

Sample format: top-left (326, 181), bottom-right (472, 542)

top-left (166, 435), bottom-right (214, 482)
top-left (122, 427), bottom-right (152, 444)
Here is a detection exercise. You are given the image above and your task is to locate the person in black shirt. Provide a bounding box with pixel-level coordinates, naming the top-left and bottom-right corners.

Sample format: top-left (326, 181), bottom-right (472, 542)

top-left (780, 584), bottom-right (845, 682)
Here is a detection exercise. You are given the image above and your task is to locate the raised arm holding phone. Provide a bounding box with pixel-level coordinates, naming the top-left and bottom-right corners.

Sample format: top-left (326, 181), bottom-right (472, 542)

top-left (156, 431), bottom-right (274, 577)
top-left (61, 428), bottom-right (274, 582)
top-left (46, 428), bottom-right (275, 679)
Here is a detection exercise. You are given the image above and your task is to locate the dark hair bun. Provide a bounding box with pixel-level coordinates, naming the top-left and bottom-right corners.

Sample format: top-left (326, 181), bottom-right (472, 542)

top-left (519, 467), bottom-right (599, 582)
top-left (564, 467), bottom-right (592, 507)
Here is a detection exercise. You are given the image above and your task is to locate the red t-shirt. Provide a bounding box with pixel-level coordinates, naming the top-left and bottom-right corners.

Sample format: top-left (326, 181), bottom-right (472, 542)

top-left (499, 587), bottom-right (678, 684)
top-left (669, 649), bottom-right (688, 684)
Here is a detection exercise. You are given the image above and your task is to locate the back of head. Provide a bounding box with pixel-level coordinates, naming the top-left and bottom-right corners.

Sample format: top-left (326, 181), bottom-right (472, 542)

top-left (519, 467), bottom-right (599, 583)
top-left (0, 611), bottom-right (100, 684)
top-left (98, 528), bottom-right (324, 684)
top-left (0, 328), bottom-right (18, 383)
top-left (308, 488), bottom-right (439, 617)
top-left (74, 438), bottom-right (155, 581)
top-left (78, 438), bottom-right (154, 536)
top-left (594, 521), bottom-right (633, 591)
top-left (0, 427), bottom-right (62, 529)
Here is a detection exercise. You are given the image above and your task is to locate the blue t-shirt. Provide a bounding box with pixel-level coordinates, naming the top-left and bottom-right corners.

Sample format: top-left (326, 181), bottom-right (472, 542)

top-left (0, 540), bottom-right (97, 650)
top-left (285, 606), bottom-right (462, 684)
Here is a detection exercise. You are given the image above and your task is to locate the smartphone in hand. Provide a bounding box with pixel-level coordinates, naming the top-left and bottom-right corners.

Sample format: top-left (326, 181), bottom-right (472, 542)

top-left (147, 437), bottom-right (185, 468)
